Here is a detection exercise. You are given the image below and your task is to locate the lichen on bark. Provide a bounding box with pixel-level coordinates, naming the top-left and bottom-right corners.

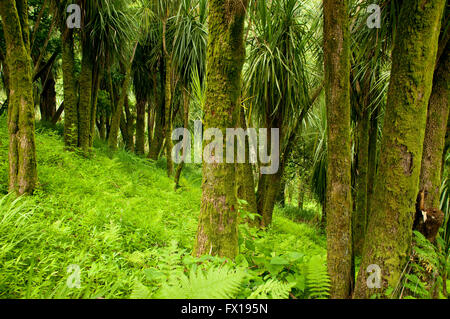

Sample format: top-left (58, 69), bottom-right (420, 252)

top-left (193, 0), bottom-right (249, 259)
top-left (353, 0), bottom-right (446, 299)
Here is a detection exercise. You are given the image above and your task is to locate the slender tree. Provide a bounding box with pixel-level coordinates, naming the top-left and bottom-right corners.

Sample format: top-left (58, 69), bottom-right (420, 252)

top-left (323, 0), bottom-right (353, 298)
top-left (193, 0), bottom-right (249, 259)
top-left (354, 0), bottom-right (445, 298)
top-left (419, 41), bottom-right (449, 211)
top-left (0, 0), bottom-right (38, 195)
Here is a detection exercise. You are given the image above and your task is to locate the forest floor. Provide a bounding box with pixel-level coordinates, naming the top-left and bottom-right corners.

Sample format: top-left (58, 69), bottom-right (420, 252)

top-left (0, 116), bottom-right (327, 299)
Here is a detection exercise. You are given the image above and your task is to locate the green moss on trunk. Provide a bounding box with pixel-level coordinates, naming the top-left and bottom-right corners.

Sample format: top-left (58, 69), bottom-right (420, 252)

top-left (0, 0), bottom-right (37, 195)
top-left (354, 108), bottom-right (370, 256)
top-left (193, 0), bottom-right (249, 259)
top-left (353, 0), bottom-right (445, 299)
top-left (78, 48), bottom-right (93, 154)
top-left (323, 0), bottom-right (353, 298)
top-left (419, 42), bottom-right (449, 209)
top-left (135, 98), bottom-right (146, 155)
top-left (164, 57), bottom-right (174, 177)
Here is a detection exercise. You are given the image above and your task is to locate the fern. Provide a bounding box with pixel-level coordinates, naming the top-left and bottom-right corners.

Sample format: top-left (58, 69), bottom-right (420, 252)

top-left (155, 267), bottom-right (246, 299)
top-left (305, 255), bottom-right (331, 299)
top-left (249, 279), bottom-right (294, 299)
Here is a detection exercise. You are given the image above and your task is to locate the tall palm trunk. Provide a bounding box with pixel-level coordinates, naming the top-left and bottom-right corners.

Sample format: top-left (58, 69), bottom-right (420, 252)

top-left (366, 105), bottom-right (379, 230)
top-left (353, 0), bottom-right (445, 298)
top-left (135, 97), bottom-right (147, 155)
top-left (419, 42), bottom-right (449, 210)
top-left (353, 107), bottom-right (370, 256)
top-left (164, 57), bottom-right (174, 177)
top-left (78, 47), bottom-right (93, 154)
top-left (235, 106), bottom-right (258, 224)
top-left (193, 0), bottom-right (249, 259)
top-left (323, 0), bottom-right (353, 298)
top-left (61, 30), bottom-right (78, 150)
top-left (174, 89), bottom-right (190, 189)
top-left (0, 0), bottom-right (37, 195)
top-left (108, 43), bottom-right (138, 151)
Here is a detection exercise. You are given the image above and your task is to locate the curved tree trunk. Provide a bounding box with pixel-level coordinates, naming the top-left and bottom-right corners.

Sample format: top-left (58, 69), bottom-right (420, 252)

top-left (0, 0), bottom-right (37, 195)
top-left (418, 42), bottom-right (449, 210)
top-left (193, 0), bottom-right (249, 259)
top-left (353, 108), bottom-right (370, 256)
top-left (323, 0), bottom-right (353, 299)
top-left (353, 0), bottom-right (445, 299)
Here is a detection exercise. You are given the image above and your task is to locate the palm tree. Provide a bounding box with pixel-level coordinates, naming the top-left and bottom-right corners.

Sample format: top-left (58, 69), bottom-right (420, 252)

top-left (172, 0), bottom-right (207, 188)
top-left (354, 0), bottom-right (446, 298)
top-left (244, 0), bottom-right (320, 227)
top-left (193, 0), bottom-right (249, 259)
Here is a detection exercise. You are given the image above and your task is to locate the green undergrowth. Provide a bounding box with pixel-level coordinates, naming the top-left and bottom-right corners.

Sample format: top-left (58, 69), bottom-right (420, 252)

top-left (0, 116), bottom-right (327, 299)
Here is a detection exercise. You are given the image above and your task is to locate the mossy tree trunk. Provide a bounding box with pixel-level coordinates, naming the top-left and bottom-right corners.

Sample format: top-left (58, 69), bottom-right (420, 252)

top-left (235, 106), bottom-right (258, 224)
top-left (148, 58), bottom-right (165, 161)
top-left (174, 89), bottom-right (190, 189)
top-left (353, 0), bottom-right (445, 299)
top-left (419, 42), bottom-right (449, 210)
top-left (366, 105), bottom-right (379, 231)
top-left (193, 0), bottom-right (249, 259)
top-left (89, 63), bottom-right (102, 148)
top-left (135, 96), bottom-right (147, 155)
top-left (39, 69), bottom-right (56, 122)
top-left (323, 0), bottom-right (353, 298)
top-left (108, 43), bottom-right (137, 151)
top-left (61, 30), bottom-right (79, 150)
top-left (164, 57), bottom-right (175, 177)
top-left (353, 107), bottom-right (370, 256)
top-left (0, 0), bottom-right (38, 195)
top-left (78, 47), bottom-right (93, 154)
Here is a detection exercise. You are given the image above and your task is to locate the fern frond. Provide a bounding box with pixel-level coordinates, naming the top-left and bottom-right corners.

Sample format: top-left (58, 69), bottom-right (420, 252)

top-left (305, 255), bottom-right (330, 299)
top-left (249, 279), bottom-right (294, 299)
top-left (156, 267), bottom-right (246, 299)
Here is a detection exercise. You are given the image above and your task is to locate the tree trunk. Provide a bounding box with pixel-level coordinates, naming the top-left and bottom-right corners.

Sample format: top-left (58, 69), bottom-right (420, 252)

top-left (109, 65), bottom-right (131, 150)
top-left (61, 30), bottom-right (78, 150)
top-left (39, 70), bottom-right (56, 122)
top-left (353, 108), bottom-right (370, 256)
top-left (135, 97), bottom-right (146, 155)
top-left (193, 0), bottom-right (249, 259)
top-left (89, 64), bottom-right (102, 147)
top-left (174, 89), bottom-right (190, 189)
top-left (235, 106), bottom-right (258, 224)
top-left (323, 0), bottom-right (353, 299)
top-left (366, 105), bottom-right (379, 231)
top-left (418, 42), bottom-right (449, 210)
top-left (353, 0), bottom-right (445, 299)
top-left (0, 0), bottom-right (37, 195)
top-left (164, 57), bottom-right (174, 177)
top-left (78, 47), bottom-right (93, 154)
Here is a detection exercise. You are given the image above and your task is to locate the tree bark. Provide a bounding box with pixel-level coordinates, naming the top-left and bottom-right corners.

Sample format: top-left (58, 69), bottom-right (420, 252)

top-left (164, 57), bottom-right (174, 177)
top-left (353, 0), bottom-right (445, 299)
top-left (61, 30), bottom-right (78, 150)
top-left (135, 97), bottom-right (146, 155)
top-left (353, 107), bottom-right (370, 256)
top-left (323, 0), bottom-right (353, 299)
top-left (78, 47), bottom-right (93, 154)
top-left (193, 0), bottom-right (249, 259)
top-left (235, 106), bottom-right (258, 224)
top-left (0, 0), bottom-right (38, 195)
